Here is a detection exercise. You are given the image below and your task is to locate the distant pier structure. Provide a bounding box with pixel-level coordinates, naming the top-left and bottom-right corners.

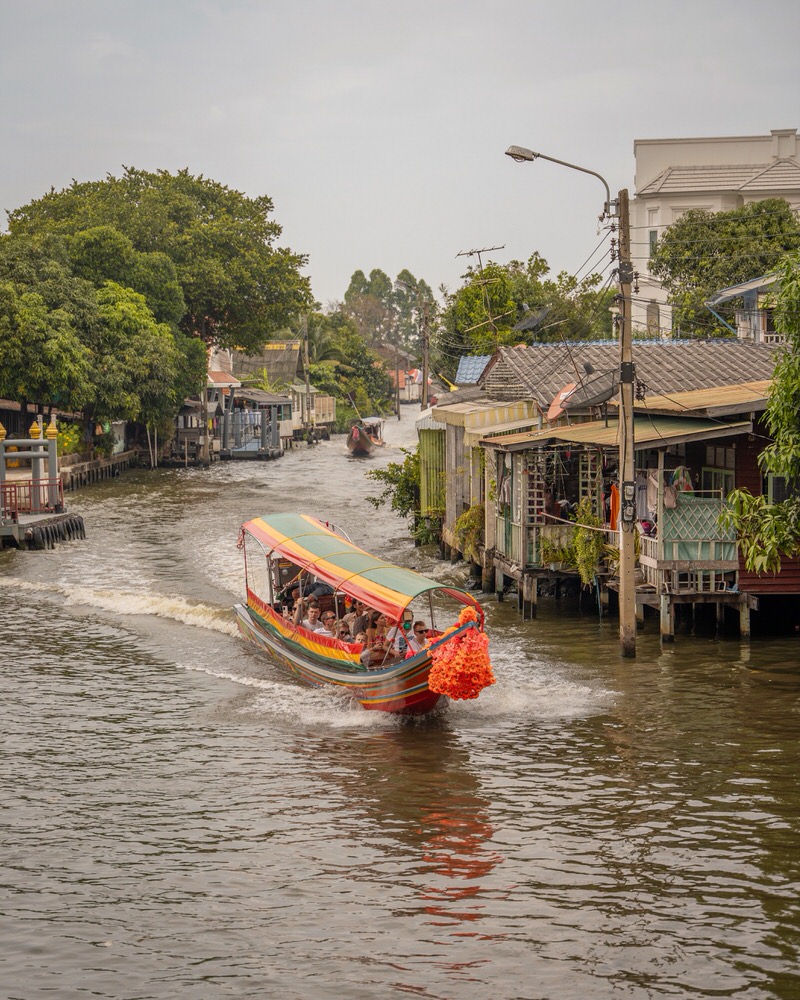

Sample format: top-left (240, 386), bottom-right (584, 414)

top-left (0, 417), bottom-right (85, 549)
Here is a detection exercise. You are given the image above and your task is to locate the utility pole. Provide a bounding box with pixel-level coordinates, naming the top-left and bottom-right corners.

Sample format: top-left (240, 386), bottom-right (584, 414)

top-left (504, 143), bottom-right (636, 657)
top-left (617, 189), bottom-right (637, 657)
top-left (302, 314), bottom-right (311, 432)
top-left (421, 299), bottom-right (430, 410)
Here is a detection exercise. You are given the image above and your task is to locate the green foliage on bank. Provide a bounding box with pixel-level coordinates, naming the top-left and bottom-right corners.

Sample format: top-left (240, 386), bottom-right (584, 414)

top-left (720, 252), bottom-right (800, 572)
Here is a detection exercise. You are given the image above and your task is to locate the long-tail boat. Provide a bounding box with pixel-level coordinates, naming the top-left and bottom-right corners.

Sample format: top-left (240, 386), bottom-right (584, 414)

top-left (234, 513), bottom-right (495, 715)
top-left (346, 417), bottom-right (385, 456)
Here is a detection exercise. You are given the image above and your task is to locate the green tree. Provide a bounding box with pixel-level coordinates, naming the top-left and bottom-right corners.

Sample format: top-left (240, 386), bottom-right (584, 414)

top-left (435, 254), bottom-right (613, 382)
top-left (0, 283), bottom-right (94, 414)
top-left (365, 446), bottom-right (421, 520)
top-left (721, 252), bottom-right (800, 571)
top-left (343, 267), bottom-right (396, 344)
top-left (9, 167), bottom-right (311, 352)
top-left (69, 225), bottom-right (186, 326)
top-left (393, 269), bottom-right (436, 353)
top-left (88, 281), bottom-right (181, 426)
top-left (650, 199), bottom-right (800, 335)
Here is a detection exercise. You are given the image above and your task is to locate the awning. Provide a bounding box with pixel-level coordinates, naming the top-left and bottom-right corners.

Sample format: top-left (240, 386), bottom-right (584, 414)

top-left (236, 388), bottom-right (292, 406)
top-left (464, 416), bottom-right (542, 446)
top-left (705, 273), bottom-right (779, 307)
top-left (480, 416), bottom-right (752, 452)
top-left (241, 513), bottom-right (478, 620)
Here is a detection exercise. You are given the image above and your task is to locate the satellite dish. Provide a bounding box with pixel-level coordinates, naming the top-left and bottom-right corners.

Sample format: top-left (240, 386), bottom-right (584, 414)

top-left (547, 382), bottom-right (577, 421)
top-left (562, 370), bottom-right (619, 410)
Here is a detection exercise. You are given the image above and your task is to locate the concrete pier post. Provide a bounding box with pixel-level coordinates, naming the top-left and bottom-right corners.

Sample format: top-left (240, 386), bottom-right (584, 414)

top-left (269, 405), bottom-right (280, 450)
top-left (739, 600), bottom-right (751, 639)
top-left (660, 593), bottom-right (675, 642)
top-left (46, 416), bottom-right (60, 510)
top-left (521, 574), bottom-right (537, 619)
top-left (29, 419), bottom-right (43, 500)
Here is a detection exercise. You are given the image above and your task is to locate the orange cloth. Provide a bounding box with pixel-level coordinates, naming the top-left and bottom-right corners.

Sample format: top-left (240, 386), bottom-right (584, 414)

top-left (609, 482), bottom-right (620, 527)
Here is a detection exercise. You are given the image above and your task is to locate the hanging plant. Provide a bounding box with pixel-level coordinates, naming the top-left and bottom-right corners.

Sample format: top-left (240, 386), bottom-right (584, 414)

top-left (454, 503), bottom-right (485, 563)
top-left (571, 496), bottom-right (605, 585)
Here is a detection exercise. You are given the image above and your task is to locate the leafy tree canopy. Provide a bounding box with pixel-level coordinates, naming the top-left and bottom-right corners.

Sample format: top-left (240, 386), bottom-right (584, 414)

top-left (721, 252), bottom-right (800, 572)
top-left (9, 167), bottom-right (312, 352)
top-left (434, 253), bottom-right (614, 382)
top-left (0, 282), bottom-right (94, 412)
top-left (69, 225), bottom-right (186, 326)
top-left (342, 267), bottom-right (437, 352)
top-left (650, 199), bottom-right (800, 335)
top-left (90, 281), bottom-right (182, 425)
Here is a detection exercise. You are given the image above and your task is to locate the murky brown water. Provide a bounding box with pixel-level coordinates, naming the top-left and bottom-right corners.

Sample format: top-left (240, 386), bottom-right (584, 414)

top-left (2, 408), bottom-right (799, 999)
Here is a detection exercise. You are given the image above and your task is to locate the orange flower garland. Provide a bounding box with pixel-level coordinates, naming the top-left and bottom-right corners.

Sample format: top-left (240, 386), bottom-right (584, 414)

top-left (427, 606), bottom-right (495, 700)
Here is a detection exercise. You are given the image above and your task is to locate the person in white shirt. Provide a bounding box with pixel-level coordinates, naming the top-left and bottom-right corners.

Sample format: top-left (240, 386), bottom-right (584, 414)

top-left (315, 611), bottom-right (337, 637)
top-left (295, 600), bottom-right (323, 631)
top-left (405, 621), bottom-right (429, 655)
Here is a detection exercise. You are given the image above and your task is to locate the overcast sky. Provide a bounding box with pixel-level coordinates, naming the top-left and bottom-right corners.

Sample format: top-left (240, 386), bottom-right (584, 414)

top-left (1, 0), bottom-right (798, 308)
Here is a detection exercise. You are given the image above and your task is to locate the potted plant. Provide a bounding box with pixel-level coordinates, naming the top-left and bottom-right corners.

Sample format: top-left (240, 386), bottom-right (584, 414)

top-left (539, 533), bottom-right (575, 571)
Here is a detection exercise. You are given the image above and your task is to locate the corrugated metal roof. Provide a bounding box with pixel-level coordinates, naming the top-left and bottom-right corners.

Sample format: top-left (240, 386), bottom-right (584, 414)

top-left (706, 273), bottom-right (779, 307)
top-left (480, 415), bottom-right (751, 451)
top-left (455, 355), bottom-right (492, 385)
top-left (237, 388), bottom-right (292, 405)
top-left (611, 380), bottom-right (771, 417)
top-left (464, 415), bottom-right (542, 446)
top-left (416, 411), bottom-right (446, 431)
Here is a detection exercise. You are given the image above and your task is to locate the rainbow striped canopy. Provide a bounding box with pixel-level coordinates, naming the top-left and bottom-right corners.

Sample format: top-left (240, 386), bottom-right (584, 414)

top-left (240, 512), bottom-right (479, 622)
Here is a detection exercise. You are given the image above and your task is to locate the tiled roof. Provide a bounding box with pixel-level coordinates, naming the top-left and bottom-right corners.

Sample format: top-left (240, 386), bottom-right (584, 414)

top-left (639, 160), bottom-right (800, 196)
top-left (479, 341), bottom-right (778, 409)
top-left (207, 369), bottom-right (241, 387)
top-left (455, 355), bottom-right (492, 385)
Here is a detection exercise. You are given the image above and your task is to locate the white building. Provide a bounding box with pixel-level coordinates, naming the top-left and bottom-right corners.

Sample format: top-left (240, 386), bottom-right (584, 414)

top-left (631, 128), bottom-right (800, 336)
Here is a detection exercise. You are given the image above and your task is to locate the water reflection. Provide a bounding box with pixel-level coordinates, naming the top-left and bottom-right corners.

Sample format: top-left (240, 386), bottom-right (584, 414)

top-left (299, 724), bottom-right (504, 929)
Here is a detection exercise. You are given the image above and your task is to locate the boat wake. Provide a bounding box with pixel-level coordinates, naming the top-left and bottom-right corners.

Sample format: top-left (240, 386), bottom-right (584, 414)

top-left (0, 576), bottom-right (238, 636)
top-left (189, 660), bottom-right (401, 728)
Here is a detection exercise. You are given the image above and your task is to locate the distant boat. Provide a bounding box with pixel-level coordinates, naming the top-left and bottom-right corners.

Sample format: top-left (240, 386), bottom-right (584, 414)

top-left (346, 417), bottom-right (385, 456)
top-left (234, 513), bottom-right (495, 715)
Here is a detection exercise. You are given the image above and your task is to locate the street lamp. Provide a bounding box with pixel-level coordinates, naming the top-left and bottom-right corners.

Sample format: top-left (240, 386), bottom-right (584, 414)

top-left (505, 143), bottom-right (636, 657)
top-left (504, 145), bottom-right (614, 220)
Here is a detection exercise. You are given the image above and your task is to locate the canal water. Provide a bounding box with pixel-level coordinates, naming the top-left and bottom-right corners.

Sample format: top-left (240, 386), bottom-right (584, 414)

top-left (2, 409), bottom-right (799, 1000)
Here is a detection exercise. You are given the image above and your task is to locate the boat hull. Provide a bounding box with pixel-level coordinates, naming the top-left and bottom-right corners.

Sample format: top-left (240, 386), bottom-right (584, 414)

top-left (234, 603), bottom-right (444, 715)
top-left (346, 430), bottom-right (373, 456)
top-left (346, 420), bottom-right (384, 457)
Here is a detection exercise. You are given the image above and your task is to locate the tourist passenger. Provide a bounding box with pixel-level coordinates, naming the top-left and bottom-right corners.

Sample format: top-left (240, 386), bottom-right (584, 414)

top-left (316, 611), bottom-right (337, 637)
top-left (306, 578), bottom-right (334, 599)
top-left (405, 621), bottom-right (429, 655)
top-left (295, 599), bottom-right (323, 631)
top-left (359, 635), bottom-right (400, 670)
top-left (334, 620), bottom-right (354, 643)
top-left (385, 619), bottom-right (409, 655)
top-left (348, 600), bottom-right (370, 635)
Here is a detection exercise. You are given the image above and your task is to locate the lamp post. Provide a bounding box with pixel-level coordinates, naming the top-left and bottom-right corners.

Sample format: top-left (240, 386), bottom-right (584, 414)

top-left (505, 144), bottom-right (636, 657)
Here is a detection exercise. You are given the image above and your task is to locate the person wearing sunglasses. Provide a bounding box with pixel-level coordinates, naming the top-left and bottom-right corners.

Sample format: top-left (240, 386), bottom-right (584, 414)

top-left (335, 620), bottom-right (354, 644)
top-left (316, 611), bottom-right (337, 637)
top-left (404, 621), bottom-right (429, 655)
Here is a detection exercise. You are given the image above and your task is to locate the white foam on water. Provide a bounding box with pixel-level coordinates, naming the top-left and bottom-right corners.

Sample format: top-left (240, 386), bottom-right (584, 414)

top-left (0, 575), bottom-right (238, 636)
top-left (188, 660), bottom-right (396, 728)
